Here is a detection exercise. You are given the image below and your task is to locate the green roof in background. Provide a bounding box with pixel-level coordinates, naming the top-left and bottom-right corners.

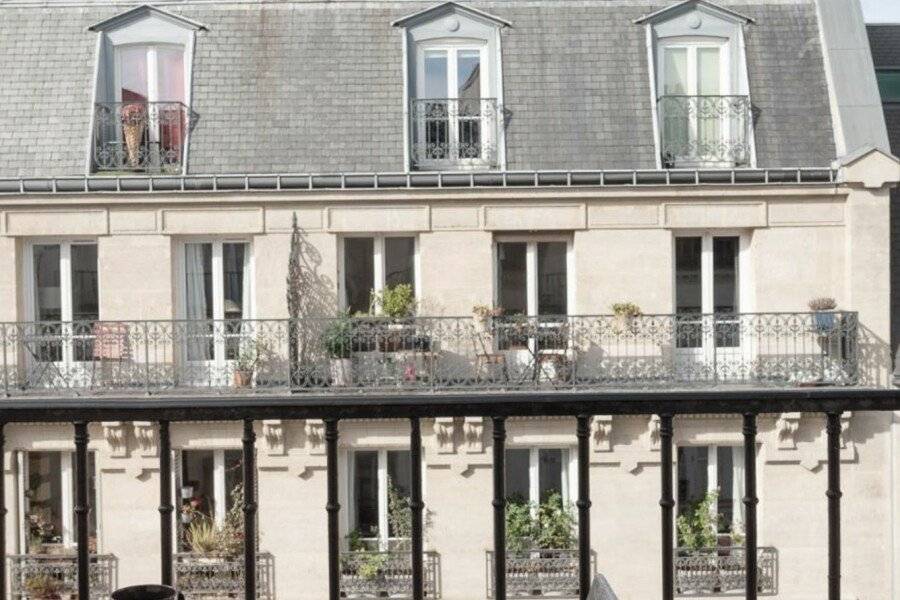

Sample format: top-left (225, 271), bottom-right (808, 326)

top-left (877, 69), bottom-right (900, 102)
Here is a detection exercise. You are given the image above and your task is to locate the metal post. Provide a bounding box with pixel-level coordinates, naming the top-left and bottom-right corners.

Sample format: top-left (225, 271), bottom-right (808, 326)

top-left (242, 419), bottom-right (257, 600)
top-left (576, 415), bottom-right (592, 600)
top-left (492, 416), bottom-right (507, 600)
top-left (826, 412), bottom-right (842, 600)
top-left (0, 422), bottom-right (6, 597)
top-left (326, 419), bottom-right (340, 600)
top-left (410, 418), bottom-right (424, 600)
top-left (74, 422), bottom-right (90, 600)
top-left (743, 413), bottom-right (758, 600)
top-left (2, 323), bottom-right (9, 397)
top-left (159, 420), bottom-right (173, 585)
top-left (659, 415), bottom-right (674, 600)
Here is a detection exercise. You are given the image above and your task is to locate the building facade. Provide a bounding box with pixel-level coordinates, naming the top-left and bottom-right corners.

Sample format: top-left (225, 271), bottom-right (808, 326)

top-left (0, 0), bottom-right (898, 599)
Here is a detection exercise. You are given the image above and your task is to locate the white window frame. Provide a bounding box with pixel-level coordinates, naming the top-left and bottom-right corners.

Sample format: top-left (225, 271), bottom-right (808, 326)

top-left (347, 448), bottom-right (419, 551)
top-left (177, 448), bottom-right (240, 527)
top-left (493, 235), bottom-right (575, 318)
top-left (656, 38), bottom-right (731, 97)
top-left (17, 450), bottom-right (99, 552)
top-left (677, 444), bottom-right (746, 536)
top-left (24, 240), bottom-right (100, 370)
top-left (413, 42), bottom-right (493, 169)
top-left (507, 447), bottom-right (574, 507)
top-left (339, 235), bottom-right (421, 313)
top-left (176, 238), bottom-right (254, 366)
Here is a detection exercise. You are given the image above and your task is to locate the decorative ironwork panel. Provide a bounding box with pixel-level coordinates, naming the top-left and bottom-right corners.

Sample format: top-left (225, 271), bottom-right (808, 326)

top-left (0, 312), bottom-right (858, 396)
top-left (339, 551), bottom-right (439, 598)
top-left (93, 102), bottom-right (194, 173)
top-left (8, 553), bottom-right (117, 600)
top-left (486, 549), bottom-right (582, 598)
top-left (410, 98), bottom-right (499, 169)
top-left (657, 95), bottom-right (752, 168)
top-left (674, 546), bottom-right (778, 596)
top-left (174, 552), bottom-right (274, 600)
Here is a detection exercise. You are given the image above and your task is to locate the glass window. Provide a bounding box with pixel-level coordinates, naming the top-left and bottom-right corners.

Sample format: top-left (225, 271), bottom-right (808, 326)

top-left (71, 245), bottom-right (99, 323)
top-left (497, 242), bottom-right (527, 316)
top-left (505, 448), bottom-right (531, 504)
top-left (224, 450), bottom-right (244, 514)
top-left (663, 47), bottom-right (688, 95)
top-left (343, 237), bottom-right (416, 314)
top-left (351, 450), bottom-right (412, 546)
top-left (675, 237), bottom-right (702, 316)
top-left (677, 445), bottom-right (745, 537)
top-left (24, 452), bottom-right (97, 552)
top-left (504, 448), bottom-right (568, 505)
top-left (713, 237), bottom-right (739, 313)
top-left (118, 46), bottom-right (149, 102)
top-left (457, 50), bottom-right (481, 100)
top-left (538, 448), bottom-right (564, 503)
top-left (181, 450), bottom-right (216, 520)
top-left (697, 47), bottom-right (721, 95)
top-left (117, 45), bottom-right (184, 104)
top-left (157, 47), bottom-right (185, 103)
top-left (537, 242), bottom-right (567, 315)
top-left (33, 245), bottom-right (62, 322)
top-left (496, 240), bottom-right (569, 317)
top-left (179, 448), bottom-right (246, 550)
top-left (424, 50), bottom-right (448, 99)
top-left (353, 451), bottom-right (379, 539)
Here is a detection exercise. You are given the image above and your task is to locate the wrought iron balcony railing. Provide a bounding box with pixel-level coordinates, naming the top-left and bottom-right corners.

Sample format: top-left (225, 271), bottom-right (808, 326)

top-left (675, 546), bottom-right (778, 596)
top-left (92, 101), bottom-right (194, 173)
top-left (657, 95), bottom-right (752, 168)
top-left (0, 312), bottom-right (858, 396)
top-left (174, 552), bottom-right (274, 600)
top-left (340, 551), bottom-right (439, 598)
top-left (486, 549), bottom-right (585, 598)
top-left (410, 98), bottom-right (499, 169)
top-left (8, 553), bottom-right (117, 600)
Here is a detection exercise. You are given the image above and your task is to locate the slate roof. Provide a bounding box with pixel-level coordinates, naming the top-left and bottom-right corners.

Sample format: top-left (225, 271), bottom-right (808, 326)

top-left (0, 0), bottom-right (836, 177)
top-left (868, 24), bottom-right (900, 69)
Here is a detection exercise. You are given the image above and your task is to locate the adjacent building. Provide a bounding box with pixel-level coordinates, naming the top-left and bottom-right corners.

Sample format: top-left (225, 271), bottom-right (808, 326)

top-left (0, 0), bottom-right (898, 599)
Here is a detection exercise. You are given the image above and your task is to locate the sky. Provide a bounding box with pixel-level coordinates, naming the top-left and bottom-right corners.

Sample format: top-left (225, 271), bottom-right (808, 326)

top-left (861, 0), bottom-right (900, 23)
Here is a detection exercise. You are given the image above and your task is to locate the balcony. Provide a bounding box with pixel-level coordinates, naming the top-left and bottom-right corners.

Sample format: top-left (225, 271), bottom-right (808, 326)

top-left (486, 549), bottom-right (587, 598)
top-left (7, 553), bottom-right (117, 599)
top-left (410, 98), bottom-right (500, 170)
top-left (92, 101), bottom-right (193, 174)
top-left (174, 552), bottom-right (274, 600)
top-left (657, 95), bottom-right (752, 168)
top-left (675, 546), bottom-right (778, 596)
top-left (0, 312), bottom-right (858, 396)
top-left (340, 551), bottom-right (439, 598)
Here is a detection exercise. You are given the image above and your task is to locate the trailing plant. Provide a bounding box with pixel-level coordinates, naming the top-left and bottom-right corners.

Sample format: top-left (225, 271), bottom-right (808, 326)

top-left (808, 297), bottom-right (837, 311)
top-left (24, 573), bottom-right (66, 599)
top-left (370, 284), bottom-right (416, 318)
top-left (676, 490), bottom-right (720, 550)
top-left (322, 313), bottom-right (354, 359)
top-left (611, 302), bottom-right (642, 318)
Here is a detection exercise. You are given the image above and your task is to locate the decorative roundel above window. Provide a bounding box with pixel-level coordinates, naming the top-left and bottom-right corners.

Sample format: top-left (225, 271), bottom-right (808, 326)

top-left (688, 14), bottom-right (703, 29)
top-left (446, 17), bottom-right (460, 32)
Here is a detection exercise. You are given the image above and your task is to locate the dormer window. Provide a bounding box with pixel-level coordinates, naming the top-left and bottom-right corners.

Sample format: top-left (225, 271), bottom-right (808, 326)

top-left (636, 0), bottom-right (755, 168)
top-left (88, 6), bottom-right (205, 174)
top-left (394, 2), bottom-right (510, 171)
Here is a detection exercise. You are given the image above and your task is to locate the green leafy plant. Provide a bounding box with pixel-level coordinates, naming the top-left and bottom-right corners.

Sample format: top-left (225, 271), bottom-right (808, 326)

top-left (505, 492), bottom-right (576, 552)
top-left (611, 302), bottom-right (642, 318)
top-left (358, 552), bottom-right (388, 580)
top-left (24, 573), bottom-right (65, 599)
top-left (370, 284), bottom-right (416, 318)
top-left (234, 340), bottom-right (269, 373)
top-left (387, 481), bottom-right (412, 541)
top-left (676, 490), bottom-right (720, 550)
top-left (322, 313), bottom-right (354, 359)
top-left (185, 484), bottom-right (246, 558)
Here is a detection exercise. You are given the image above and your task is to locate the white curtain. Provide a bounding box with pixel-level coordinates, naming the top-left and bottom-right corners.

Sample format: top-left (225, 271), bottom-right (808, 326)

top-left (185, 244), bottom-right (210, 361)
top-left (732, 445), bottom-right (746, 535)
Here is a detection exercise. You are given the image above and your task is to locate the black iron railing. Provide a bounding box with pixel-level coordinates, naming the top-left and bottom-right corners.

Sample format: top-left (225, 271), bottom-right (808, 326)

top-left (340, 551), bottom-right (439, 598)
top-left (658, 95), bottom-right (752, 168)
top-left (0, 392), bottom-right (896, 600)
top-left (410, 98), bottom-right (500, 169)
top-left (675, 547), bottom-right (778, 596)
top-left (0, 312), bottom-right (858, 396)
top-left (7, 553), bottom-right (117, 599)
top-left (92, 101), bottom-right (194, 173)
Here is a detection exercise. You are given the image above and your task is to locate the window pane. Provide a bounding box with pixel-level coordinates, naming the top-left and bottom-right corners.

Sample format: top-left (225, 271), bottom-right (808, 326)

top-left (675, 237), bottom-right (702, 314)
top-left (34, 245), bottom-right (61, 322)
top-left (353, 451), bottom-right (379, 538)
top-left (663, 47), bottom-right (688, 95)
top-left (181, 450), bottom-right (216, 521)
top-left (677, 447), bottom-right (709, 519)
top-left (185, 243), bottom-right (213, 361)
top-left (345, 238), bottom-right (375, 314)
top-left (505, 449), bottom-right (530, 504)
top-left (157, 47), bottom-right (185, 102)
top-left (26, 452), bottom-right (63, 551)
top-left (457, 50), bottom-right (481, 100)
top-left (537, 242), bottom-right (567, 315)
top-left (387, 451), bottom-right (412, 538)
top-left (118, 46), bottom-right (148, 102)
top-left (713, 237), bottom-right (738, 313)
top-left (877, 69), bottom-right (900, 102)
top-left (224, 450), bottom-right (244, 514)
top-left (71, 245), bottom-right (99, 322)
top-left (424, 50), bottom-right (448, 98)
top-left (223, 243), bottom-right (246, 319)
top-left (497, 242), bottom-right (527, 316)
top-left (384, 237), bottom-right (415, 291)
top-left (538, 449), bottom-right (564, 503)
top-left (716, 446), bottom-right (734, 533)
top-left (697, 47), bottom-right (721, 95)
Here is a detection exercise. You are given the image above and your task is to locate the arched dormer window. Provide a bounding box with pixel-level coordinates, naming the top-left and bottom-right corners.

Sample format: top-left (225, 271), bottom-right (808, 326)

top-left (636, 0), bottom-right (756, 168)
top-left (88, 5), bottom-right (205, 174)
top-left (393, 2), bottom-right (510, 171)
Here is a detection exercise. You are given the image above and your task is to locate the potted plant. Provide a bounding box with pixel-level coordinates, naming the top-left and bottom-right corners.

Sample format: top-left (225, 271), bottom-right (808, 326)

top-left (612, 302), bottom-right (642, 334)
top-left (808, 297), bottom-right (837, 333)
top-left (232, 343), bottom-right (259, 388)
top-left (120, 102), bottom-right (147, 168)
top-left (26, 513), bottom-right (58, 553)
top-left (24, 573), bottom-right (66, 600)
top-left (322, 314), bottom-right (354, 387)
top-left (370, 284), bottom-right (418, 352)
